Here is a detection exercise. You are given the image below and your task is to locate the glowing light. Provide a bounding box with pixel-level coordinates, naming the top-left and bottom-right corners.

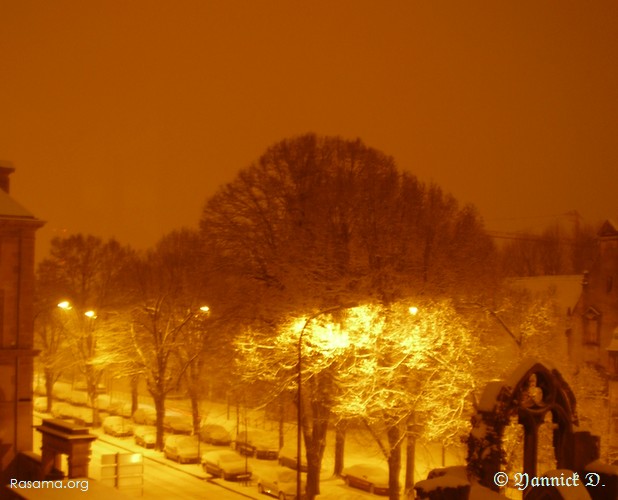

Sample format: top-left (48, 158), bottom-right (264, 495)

top-left (293, 319), bottom-right (306, 334)
top-left (57, 301), bottom-right (72, 310)
top-left (84, 310), bottom-right (97, 318)
top-left (199, 305), bottom-right (210, 312)
top-left (409, 306), bottom-right (418, 315)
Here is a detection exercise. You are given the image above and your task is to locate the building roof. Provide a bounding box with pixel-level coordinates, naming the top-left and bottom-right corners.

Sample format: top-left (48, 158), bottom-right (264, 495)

top-left (598, 219), bottom-right (618, 238)
top-left (0, 187), bottom-right (37, 219)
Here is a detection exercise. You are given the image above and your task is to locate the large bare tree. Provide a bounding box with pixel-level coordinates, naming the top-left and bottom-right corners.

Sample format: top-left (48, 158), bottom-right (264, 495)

top-left (35, 234), bottom-right (135, 425)
top-left (202, 134), bottom-right (497, 499)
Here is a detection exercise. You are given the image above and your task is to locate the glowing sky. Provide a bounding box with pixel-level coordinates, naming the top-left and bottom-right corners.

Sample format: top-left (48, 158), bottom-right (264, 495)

top-left (1, 1), bottom-right (617, 261)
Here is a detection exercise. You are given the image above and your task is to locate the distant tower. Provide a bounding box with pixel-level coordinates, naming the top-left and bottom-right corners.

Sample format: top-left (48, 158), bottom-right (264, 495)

top-left (0, 164), bottom-right (44, 483)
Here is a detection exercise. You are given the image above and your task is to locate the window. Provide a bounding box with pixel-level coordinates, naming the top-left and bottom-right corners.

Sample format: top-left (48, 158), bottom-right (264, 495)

top-left (583, 307), bottom-right (601, 345)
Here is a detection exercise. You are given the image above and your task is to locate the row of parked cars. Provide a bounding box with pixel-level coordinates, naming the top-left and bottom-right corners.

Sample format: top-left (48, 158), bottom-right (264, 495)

top-left (43, 394), bottom-right (390, 498)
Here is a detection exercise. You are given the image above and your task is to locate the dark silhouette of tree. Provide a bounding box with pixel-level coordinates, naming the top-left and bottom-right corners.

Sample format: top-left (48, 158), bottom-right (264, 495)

top-left (202, 134), bottom-right (497, 500)
top-left (35, 234), bottom-right (136, 425)
top-left (498, 220), bottom-right (597, 277)
top-left (128, 229), bottom-right (211, 449)
top-left (200, 134), bottom-right (497, 315)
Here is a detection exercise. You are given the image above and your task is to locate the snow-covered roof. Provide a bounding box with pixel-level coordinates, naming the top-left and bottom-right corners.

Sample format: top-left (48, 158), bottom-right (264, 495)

top-left (0, 187), bottom-right (36, 219)
top-left (477, 381), bottom-right (506, 413)
top-left (504, 357), bottom-right (557, 389)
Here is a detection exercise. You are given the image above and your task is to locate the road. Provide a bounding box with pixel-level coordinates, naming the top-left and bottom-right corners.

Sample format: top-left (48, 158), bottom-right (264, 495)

top-left (32, 416), bottom-right (255, 500)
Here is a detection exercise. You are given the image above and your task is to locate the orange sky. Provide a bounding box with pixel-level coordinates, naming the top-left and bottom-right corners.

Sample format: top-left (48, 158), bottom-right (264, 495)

top-left (1, 1), bottom-right (617, 261)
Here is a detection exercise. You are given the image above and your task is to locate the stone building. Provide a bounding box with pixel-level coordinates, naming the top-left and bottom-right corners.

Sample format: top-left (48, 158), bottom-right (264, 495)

top-left (569, 219), bottom-right (618, 455)
top-left (0, 165), bottom-right (44, 484)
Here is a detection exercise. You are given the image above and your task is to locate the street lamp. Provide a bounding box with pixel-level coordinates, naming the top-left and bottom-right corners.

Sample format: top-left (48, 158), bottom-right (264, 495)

top-left (296, 302), bottom-right (356, 500)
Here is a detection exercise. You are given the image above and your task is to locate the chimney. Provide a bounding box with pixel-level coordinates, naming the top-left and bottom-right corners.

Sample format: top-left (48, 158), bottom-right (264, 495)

top-left (0, 162), bottom-right (15, 193)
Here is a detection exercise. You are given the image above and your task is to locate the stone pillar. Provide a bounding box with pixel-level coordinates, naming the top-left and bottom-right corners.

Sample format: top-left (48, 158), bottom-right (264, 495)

top-left (37, 419), bottom-right (97, 479)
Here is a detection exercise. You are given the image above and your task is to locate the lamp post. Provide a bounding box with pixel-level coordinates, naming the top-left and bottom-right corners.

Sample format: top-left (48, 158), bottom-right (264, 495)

top-left (57, 300), bottom-right (101, 425)
top-left (296, 303), bottom-right (356, 500)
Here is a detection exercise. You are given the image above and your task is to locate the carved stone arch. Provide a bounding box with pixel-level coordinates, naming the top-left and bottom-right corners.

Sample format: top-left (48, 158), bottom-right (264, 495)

top-left (467, 359), bottom-right (578, 491)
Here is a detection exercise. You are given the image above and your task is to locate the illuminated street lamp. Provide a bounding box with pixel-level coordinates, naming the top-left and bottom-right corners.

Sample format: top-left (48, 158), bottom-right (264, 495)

top-left (296, 302), bottom-right (356, 500)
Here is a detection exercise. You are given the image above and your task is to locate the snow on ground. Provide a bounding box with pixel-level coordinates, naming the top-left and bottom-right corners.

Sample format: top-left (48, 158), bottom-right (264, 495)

top-left (34, 384), bottom-right (469, 498)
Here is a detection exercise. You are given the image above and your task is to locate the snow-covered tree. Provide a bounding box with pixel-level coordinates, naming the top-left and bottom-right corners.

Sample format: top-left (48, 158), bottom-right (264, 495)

top-left (335, 301), bottom-right (481, 500)
top-left (236, 300), bottom-right (484, 500)
top-left (200, 134), bottom-right (497, 318)
top-left (36, 234), bottom-right (136, 425)
top-left (128, 229), bottom-right (213, 449)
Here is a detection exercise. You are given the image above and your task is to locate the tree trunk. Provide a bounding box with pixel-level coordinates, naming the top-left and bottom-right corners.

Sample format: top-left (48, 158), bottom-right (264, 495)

top-left (387, 425), bottom-right (402, 500)
top-left (303, 400), bottom-right (330, 500)
top-left (334, 419), bottom-right (347, 476)
top-left (44, 369), bottom-right (54, 413)
top-left (279, 398), bottom-right (285, 450)
top-left (131, 375), bottom-right (139, 416)
top-left (154, 394), bottom-right (166, 450)
top-left (405, 432), bottom-right (416, 498)
top-left (190, 393), bottom-right (200, 435)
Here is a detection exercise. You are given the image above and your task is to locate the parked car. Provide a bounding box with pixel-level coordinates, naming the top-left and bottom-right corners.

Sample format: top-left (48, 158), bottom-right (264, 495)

top-left (68, 391), bottom-right (89, 406)
top-left (234, 429), bottom-right (278, 459)
top-left (201, 450), bottom-right (252, 481)
top-left (257, 467), bottom-right (306, 500)
top-left (52, 386), bottom-right (71, 402)
top-left (34, 397), bottom-right (48, 413)
top-left (132, 407), bottom-right (157, 425)
top-left (74, 381), bottom-right (106, 394)
top-left (199, 424), bottom-right (232, 446)
top-left (51, 402), bottom-right (74, 419)
top-left (107, 401), bottom-right (133, 418)
top-left (164, 435), bottom-right (200, 464)
top-left (278, 443), bottom-right (307, 472)
top-left (134, 426), bottom-right (157, 448)
top-left (102, 416), bottom-right (133, 437)
top-left (96, 394), bottom-right (111, 412)
top-left (70, 406), bottom-right (94, 426)
top-left (163, 414), bottom-right (193, 434)
top-left (341, 464), bottom-right (389, 495)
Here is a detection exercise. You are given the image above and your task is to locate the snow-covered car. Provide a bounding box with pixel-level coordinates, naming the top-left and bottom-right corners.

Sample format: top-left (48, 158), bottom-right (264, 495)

top-left (52, 386), bottom-right (71, 402)
top-left (132, 407), bottom-right (157, 425)
top-left (164, 435), bottom-right (200, 464)
top-left (68, 391), bottom-right (89, 406)
top-left (257, 467), bottom-right (306, 500)
top-left (70, 406), bottom-right (94, 426)
top-left (34, 397), bottom-right (49, 413)
top-left (134, 426), bottom-right (156, 448)
top-left (163, 414), bottom-right (193, 434)
top-left (341, 463), bottom-right (389, 495)
top-left (199, 424), bottom-right (232, 446)
top-left (201, 450), bottom-right (252, 481)
top-left (278, 443), bottom-right (307, 472)
top-left (102, 416), bottom-right (133, 437)
top-left (107, 401), bottom-right (133, 418)
top-left (234, 429), bottom-right (278, 459)
top-left (51, 402), bottom-right (74, 419)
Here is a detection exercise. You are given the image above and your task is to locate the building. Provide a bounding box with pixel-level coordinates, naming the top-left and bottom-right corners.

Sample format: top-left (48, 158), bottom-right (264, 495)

top-left (0, 164), bottom-right (44, 485)
top-left (569, 219), bottom-right (618, 456)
